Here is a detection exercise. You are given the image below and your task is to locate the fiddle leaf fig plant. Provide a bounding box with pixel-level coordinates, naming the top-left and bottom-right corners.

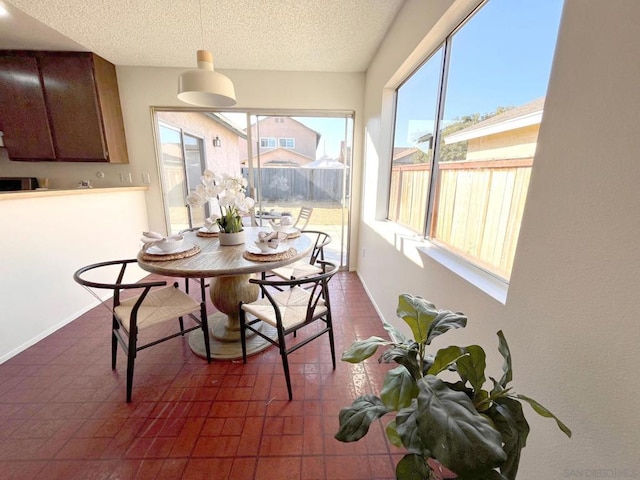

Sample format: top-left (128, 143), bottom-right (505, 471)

top-left (335, 294), bottom-right (571, 480)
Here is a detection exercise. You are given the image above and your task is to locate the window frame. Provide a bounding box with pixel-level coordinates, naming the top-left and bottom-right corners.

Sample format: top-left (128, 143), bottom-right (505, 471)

top-left (260, 137), bottom-right (276, 148)
top-left (386, 0), bottom-right (561, 287)
top-left (278, 137), bottom-right (295, 149)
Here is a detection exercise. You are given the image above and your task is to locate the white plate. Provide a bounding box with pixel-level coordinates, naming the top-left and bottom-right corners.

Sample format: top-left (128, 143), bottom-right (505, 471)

top-left (198, 227), bottom-right (219, 234)
top-left (145, 243), bottom-right (192, 255)
top-left (246, 243), bottom-right (292, 255)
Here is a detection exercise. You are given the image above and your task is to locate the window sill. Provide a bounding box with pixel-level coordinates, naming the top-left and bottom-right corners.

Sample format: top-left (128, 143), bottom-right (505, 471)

top-left (417, 241), bottom-right (509, 305)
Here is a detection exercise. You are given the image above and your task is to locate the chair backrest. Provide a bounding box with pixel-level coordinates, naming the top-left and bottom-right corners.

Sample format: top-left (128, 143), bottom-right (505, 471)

top-left (250, 260), bottom-right (338, 323)
top-left (293, 206), bottom-right (313, 230)
top-left (302, 230), bottom-right (332, 265)
top-left (73, 258), bottom-right (167, 313)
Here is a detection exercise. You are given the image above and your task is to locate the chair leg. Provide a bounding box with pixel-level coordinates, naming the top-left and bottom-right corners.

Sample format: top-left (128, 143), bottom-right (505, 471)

top-left (239, 306), bottom-right (248, 363)
top-left (111, 330), bottom-right (118, 370)
top-left (328, 314), bottom-right (336, 370)
top-left (179, 316), bottom-right (185, 335)
top-left (126, 331), bottom-right (137, 403)
top-left (277, 329), bottom-right (293, 401)
top-left (200, 303), bottom-right (211, 363)
top-left (111, 315), bottom-right (118, 370)
top-left (281, 350), bottom-right (293, 401)
top-left (126, 354), bottom-right (135, 403)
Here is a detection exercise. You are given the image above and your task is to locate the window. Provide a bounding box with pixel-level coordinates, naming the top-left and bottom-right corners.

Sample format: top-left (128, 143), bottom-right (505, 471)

top-left (278, 137), bottom-right (295, 149)
top-left (388, 0), bottom-right (563, 280)
top-left (260, 137), bottom-right (276, 148)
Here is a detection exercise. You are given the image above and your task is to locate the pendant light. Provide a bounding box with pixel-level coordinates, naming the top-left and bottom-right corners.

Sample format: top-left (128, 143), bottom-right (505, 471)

top-left (177, 0), bottom-right (236, 107)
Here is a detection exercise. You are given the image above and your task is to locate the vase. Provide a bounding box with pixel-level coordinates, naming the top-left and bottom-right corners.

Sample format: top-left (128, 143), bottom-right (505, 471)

top-left (218, 230), bottom-right (245, 246)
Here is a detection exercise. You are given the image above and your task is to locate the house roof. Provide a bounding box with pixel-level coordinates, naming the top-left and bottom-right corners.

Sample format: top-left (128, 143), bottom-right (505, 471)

top-left (251, 117), bottom-right (322, 147)
top-left (444, 97), bottom-right (545, 144)
top-left (241, 147), bottom-right (315, 166)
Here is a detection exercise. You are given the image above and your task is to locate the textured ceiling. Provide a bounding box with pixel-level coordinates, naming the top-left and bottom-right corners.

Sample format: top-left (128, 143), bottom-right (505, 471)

top-left (0, 0), bottom-right (405, 72)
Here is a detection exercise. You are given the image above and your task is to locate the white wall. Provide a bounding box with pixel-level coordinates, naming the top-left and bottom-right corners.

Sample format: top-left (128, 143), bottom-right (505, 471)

top-left (0, 146), bottom-right (137, 190)
top-left (115, 67), bottom-right (365, 256)
top-left (0, 188), bottom-right (149, 361)
top-left (359, 0), bottom-right (640, 477)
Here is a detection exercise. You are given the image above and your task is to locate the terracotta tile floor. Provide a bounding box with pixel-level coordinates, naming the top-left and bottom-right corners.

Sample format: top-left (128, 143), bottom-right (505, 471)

top-left (0, 272), bottom-right (403, 479)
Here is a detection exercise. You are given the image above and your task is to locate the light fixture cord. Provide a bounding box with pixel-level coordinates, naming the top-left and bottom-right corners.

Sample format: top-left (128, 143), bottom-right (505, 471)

top-left (199, 0), bottom-right (204, 49)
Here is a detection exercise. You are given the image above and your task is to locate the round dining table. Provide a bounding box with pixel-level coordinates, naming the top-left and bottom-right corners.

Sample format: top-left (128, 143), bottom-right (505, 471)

top-left (137, 227), bottom-right (312, 360)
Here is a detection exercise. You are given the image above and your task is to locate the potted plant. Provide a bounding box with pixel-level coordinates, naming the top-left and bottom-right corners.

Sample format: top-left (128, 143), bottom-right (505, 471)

top-left (335, 294), bottom-right (571, 480)
top-left (186, 169), bottom-right (255, 245)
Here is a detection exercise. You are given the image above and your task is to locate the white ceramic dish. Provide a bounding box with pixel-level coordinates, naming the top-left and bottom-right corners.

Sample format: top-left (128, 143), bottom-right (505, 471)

top-left (246, 243), bottom-right (291, 255)
top-left (199, 226), bottom-right (219, 234)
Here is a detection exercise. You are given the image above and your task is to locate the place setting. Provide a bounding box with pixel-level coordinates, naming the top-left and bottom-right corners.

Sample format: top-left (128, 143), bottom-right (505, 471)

top-left (138, 231), bottom-right (200, 261)
top-left (196, 217), bottom-right (220, 237)
top-left (268, 216), bottom-right (301, 239)
top-left (242, 230), bottom-right (297, 262)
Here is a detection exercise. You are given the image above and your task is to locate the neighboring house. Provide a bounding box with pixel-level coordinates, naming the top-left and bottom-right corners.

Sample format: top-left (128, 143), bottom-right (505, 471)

top-left (242, 116), bottom-right (321, 167)
top-left (157, 111), bottom-right (247, 177)
top-left (392, 147), bottom-right (428, 164)
top-left (443, 97), bottom-right (544, 161)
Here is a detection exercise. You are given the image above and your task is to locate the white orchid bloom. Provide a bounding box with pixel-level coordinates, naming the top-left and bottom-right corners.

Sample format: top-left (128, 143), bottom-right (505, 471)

top-left (202, 170), bottom-right (216, 182)
top-left (218, 194), bottom-right (235, 208)
top-left (186, 191), bottom-right (204, 207)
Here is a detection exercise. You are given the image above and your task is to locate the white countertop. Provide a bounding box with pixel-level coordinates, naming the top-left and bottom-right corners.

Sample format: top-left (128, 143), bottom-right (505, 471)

top-left (0, 186), bottom-right (148, 201)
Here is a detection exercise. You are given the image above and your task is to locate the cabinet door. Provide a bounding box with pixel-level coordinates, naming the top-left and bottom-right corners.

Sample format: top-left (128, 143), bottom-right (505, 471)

top-left (39, 53), bottom-right (107, 161)
top-left (0, 54), bottom-right (55, 160)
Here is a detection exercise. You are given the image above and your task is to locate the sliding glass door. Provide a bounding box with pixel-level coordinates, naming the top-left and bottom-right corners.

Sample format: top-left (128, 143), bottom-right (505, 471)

top-left (245, 114), bottom-right (352, 267)
top-left (154, 110), bottom-right (353, 268)
top-left (157, 122), bottom-right (207, 234)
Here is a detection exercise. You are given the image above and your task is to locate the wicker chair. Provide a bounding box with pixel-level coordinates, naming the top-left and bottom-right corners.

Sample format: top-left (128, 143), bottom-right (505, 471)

top-left (239, 261), bottom-right (338, 400)
top-left (73, 259), bottom-right (211, 402)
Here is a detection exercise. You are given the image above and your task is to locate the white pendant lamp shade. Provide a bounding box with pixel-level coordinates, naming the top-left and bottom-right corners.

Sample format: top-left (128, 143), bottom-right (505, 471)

top-left (178, 50), bottom-right (236, 107)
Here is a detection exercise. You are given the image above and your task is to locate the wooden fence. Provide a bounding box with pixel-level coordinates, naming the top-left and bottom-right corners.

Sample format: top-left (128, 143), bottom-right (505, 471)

top-left (389, 158), bottom-right (533, 279)
top-left (242, 167), bottom-right (347, 204)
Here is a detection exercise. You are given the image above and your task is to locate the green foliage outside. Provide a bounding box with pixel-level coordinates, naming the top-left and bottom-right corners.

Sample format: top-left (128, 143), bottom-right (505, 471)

top-left (405, 106), bottom-right (513, 165)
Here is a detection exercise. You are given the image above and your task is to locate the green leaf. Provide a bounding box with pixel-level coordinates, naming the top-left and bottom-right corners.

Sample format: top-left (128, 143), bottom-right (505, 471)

top-left (456, 345), bottom-right (487, 394)
top-left (395, 400), bottom-right (427, 455)
top-left (380, 345), bottom-right (421, 380)
top-left (474, 389), bottom-right (491, 412)
top-left (396, 454), bottom-right (431, 480)
top-left (396, 294), bottom-right (467, 345)
top-left (515, 394), bottom-right (572, 438)
top-left (486, 398), bottom-right (530, 480)
top-left (383, 320), bottom-right (408, 343)
top-left (427, 345), bottom-right (466, 376)
top-left (385, 419), bottom-right (403, 448)
top-left (396, 294), bottom-right (438, 344)
top-left (380, 366), bottom-right (419, 410)
top-left (341, 336), bottom-right (391, 363)
top-left (426, 309), bottom-right (468, 344)
top-left (497, 330), bottom-right (512, 388)
top-left (415, 376), bottom-right (507, 476)
top-left (335, 395), bottom-right (391, 442)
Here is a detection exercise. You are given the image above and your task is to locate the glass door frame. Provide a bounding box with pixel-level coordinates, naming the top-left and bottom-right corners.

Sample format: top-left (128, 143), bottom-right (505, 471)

top-left (152, 107), bottom-right (355, 269)
top-left (156, 120), bottom-right (208, 234)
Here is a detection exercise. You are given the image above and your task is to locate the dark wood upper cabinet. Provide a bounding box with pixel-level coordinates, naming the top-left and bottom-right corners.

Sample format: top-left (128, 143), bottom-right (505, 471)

top-left (0, 51), bottom-right (129, 163)
top-left (0, 54), bottom-right (55, 160)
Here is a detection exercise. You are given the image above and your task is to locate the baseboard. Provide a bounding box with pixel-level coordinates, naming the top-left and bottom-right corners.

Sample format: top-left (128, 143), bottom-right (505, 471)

top-left (0, 293), bottom-right (112, 364)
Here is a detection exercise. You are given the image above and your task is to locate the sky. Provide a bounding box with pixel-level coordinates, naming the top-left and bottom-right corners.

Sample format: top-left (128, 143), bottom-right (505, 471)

top-left (221, 0), bottom-right (564, 156)
top-left (394, 0), bottom-right (564, 147)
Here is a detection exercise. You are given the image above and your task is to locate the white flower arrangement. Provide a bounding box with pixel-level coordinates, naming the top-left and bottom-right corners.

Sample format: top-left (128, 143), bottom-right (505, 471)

top-left (186, 170), bottom-right (255, 233)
